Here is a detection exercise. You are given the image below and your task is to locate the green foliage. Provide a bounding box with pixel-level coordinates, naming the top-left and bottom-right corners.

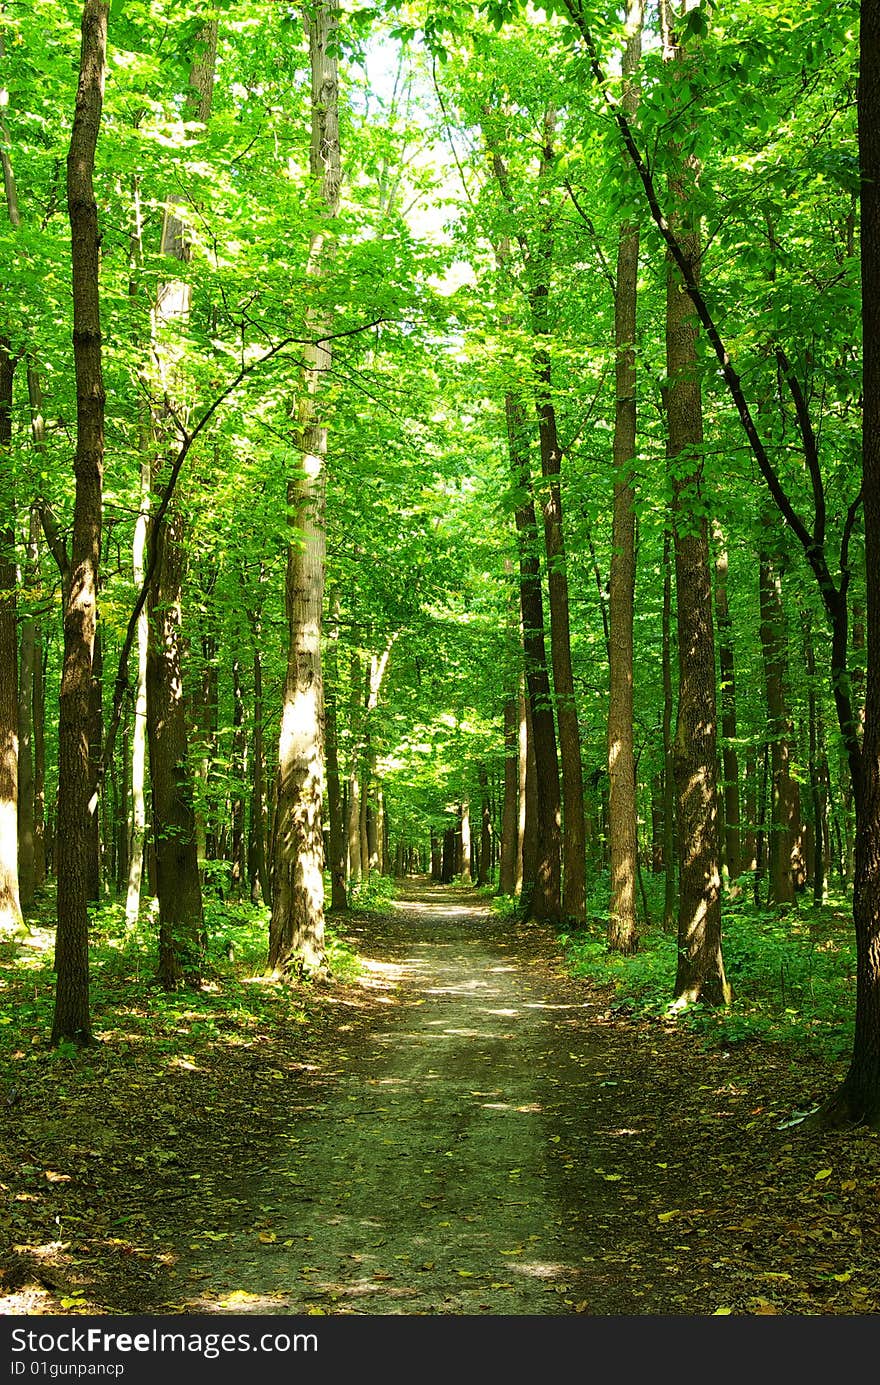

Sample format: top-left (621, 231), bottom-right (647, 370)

top-left (346, 872), bottom-right (396, 916)
top-left (561, 882), bottom-right (856, 1060)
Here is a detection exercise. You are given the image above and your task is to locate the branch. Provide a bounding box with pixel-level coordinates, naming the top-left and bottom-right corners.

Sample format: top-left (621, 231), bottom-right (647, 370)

top-left (775, 346), bottom-right (825, 548)
top-left (36, 500), bottom-right (70, 579)
top-left (563, 178), bottom-right (616, 294)
top-left (100, 318), bottom-right (383, 781)
top-left (562, 0), bottom-right (848, 625)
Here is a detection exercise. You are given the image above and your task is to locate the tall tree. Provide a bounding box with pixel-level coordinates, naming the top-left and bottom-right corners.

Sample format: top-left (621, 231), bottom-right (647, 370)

top-left (146, 16), bottom-right (218, 986)
top-left (268, 0), bottom-right (342, 975)
top-left (51, 0), bottom-right (108, 1044)
top-left (606, 0), bottom-right (644, 954)
top-left (661, 0), bottom-right (729, 1006)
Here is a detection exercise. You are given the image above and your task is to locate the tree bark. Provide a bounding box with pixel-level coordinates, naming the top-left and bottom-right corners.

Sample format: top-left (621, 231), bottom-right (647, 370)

top-left (17, 509), bottom-right (40, 910)
top-left (758, 512), bottom-right (805, 903)
top-left (712, 520), bottom-right (741, 885)
top-left (324, 593), bottom-right (347, 910)
top-left (663, 2), bottom-right (729, 1007)
top-left (52, 0), bottom-right (108, 1044)
top-left (661, 527), bottom-right (676, 932)
top-left (506, 393), bottom-right (562, 920)
top-left (248, 644), bottom-right (269, 905)
top-left (815, 0), bottom-right (880, 1126)
top-left (607, 0), bottom-right (644, 953)
top-left (0, 342), bottom-right (22, 934)
top-left (268, 0), bottom-right (341, 974)
top-left (146, 15), bottom-right (217, 976)
top-left (530, 111), bottom-right (586, 924)
top-left (229, 655), bottom-right (246, 899)
top-left (460, 798), bottom-right (473, 885)
top-left (125, 453), bottom-right (149, 924)
top-left (147, 510), bottom-right (203, 985)
top-left (499, 694), bottom-right (519, 895)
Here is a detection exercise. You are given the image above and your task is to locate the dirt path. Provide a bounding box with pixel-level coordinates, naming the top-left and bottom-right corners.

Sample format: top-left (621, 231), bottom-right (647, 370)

top-left (133, 881), bottom-right (880, 1318)
top-left (176, 883), bottom-right (609, 1314)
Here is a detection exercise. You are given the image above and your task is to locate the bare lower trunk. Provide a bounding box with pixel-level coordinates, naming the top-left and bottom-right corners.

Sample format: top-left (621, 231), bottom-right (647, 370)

top-left (324, 598), bottom-right (346, 910)
top-left (230, 656), bottom-right (246, 898)
top-left (0, 343), bottom-right (22, 934)
top-left (124, 455), bottom-right (149, 924)
top-left (712, 520), bottom-right (741, 884)
top-left (758, 513), bottom-right (804, 903)
top-left (506, 393), bottom-right (562, 920)
top-left (248, 645), bottom-right (269, 905)
top-left (499, 695), bottom-right (519, 895)
top-left (147, 512), bottom-right (203, 986)
top-left (459, 798), bottom-right (473, 885)
top-left (17, 510), bottom-right (39, 910)
top-left (661, 528), bottom-right (676, 932)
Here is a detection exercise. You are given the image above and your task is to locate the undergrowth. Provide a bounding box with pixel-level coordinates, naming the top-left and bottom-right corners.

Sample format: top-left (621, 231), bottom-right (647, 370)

top-left (0, 882), bottom-right (366, 1075)
top-left (550, 871), bottom-right (856, 1059)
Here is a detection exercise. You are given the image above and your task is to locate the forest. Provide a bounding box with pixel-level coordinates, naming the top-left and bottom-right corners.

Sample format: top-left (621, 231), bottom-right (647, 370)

top-left (1, 0), bottom-right (880, 1321)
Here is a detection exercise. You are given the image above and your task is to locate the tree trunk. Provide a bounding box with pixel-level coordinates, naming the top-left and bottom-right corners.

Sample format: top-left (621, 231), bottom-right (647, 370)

top-left (125, 454), bottom-right (149, 924)
top-left (86, 618), bottom-right (103, 900)
top-left (229, 655), bottom-right (246, 899)
top-left (147, 15), bottom-right (216, 974)
top-left (663, 3), bottom-right (729, 1006)
top-left (816, 0), bottom-right (880, 1126)
top-left (324, 593), bottom-right (346, 910)
top-left (248, 644), bottom-right (269, 905)
top-left (802, 609), bottom-right (828, 907)
top-left (758, 514), bottom-right (805, 903)
top-left (52, 0), bottom-right (108, 1044)
top-left (506, 392), bottom-right (562, 920)
top-left (661, 527), bottom-right (676, 932)
top-left (32, 592), bottom-right (46, 890)
top-left (17, 509), bottom-right (40, 911)
top-left (520, 686), bottom-right (539, 898)
top-left (712, 520), bottom-right (741, 885)
top-left (269, 0), bottom-right (341, 975)
top-left (499, 695), bottom-right (519, 895)
top-left (530, 110), bottom-right (586, 924)
top-left (147, 510), bottom-right (203, 985)
top-left (607, 1), bottom-right (644, 953)
top-left (478, 765), bottom-right (492, 887)
top-left (0, 342), bottom-right (22, 934)
top-left (460, 798), bottom-right (473, 885)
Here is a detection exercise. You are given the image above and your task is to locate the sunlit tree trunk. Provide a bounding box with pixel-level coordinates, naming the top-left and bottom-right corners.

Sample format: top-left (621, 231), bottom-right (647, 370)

top-left (269, 0), bottom-right (341, 974)
top-left (460, 798), bottom-right (473, 885)
top-left (0, 341), bottom-right (22, 935)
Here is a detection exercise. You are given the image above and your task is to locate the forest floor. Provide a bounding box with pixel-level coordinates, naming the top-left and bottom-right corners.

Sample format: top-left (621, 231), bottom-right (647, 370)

top-left (3, 879), bottom-right (880, 1316)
